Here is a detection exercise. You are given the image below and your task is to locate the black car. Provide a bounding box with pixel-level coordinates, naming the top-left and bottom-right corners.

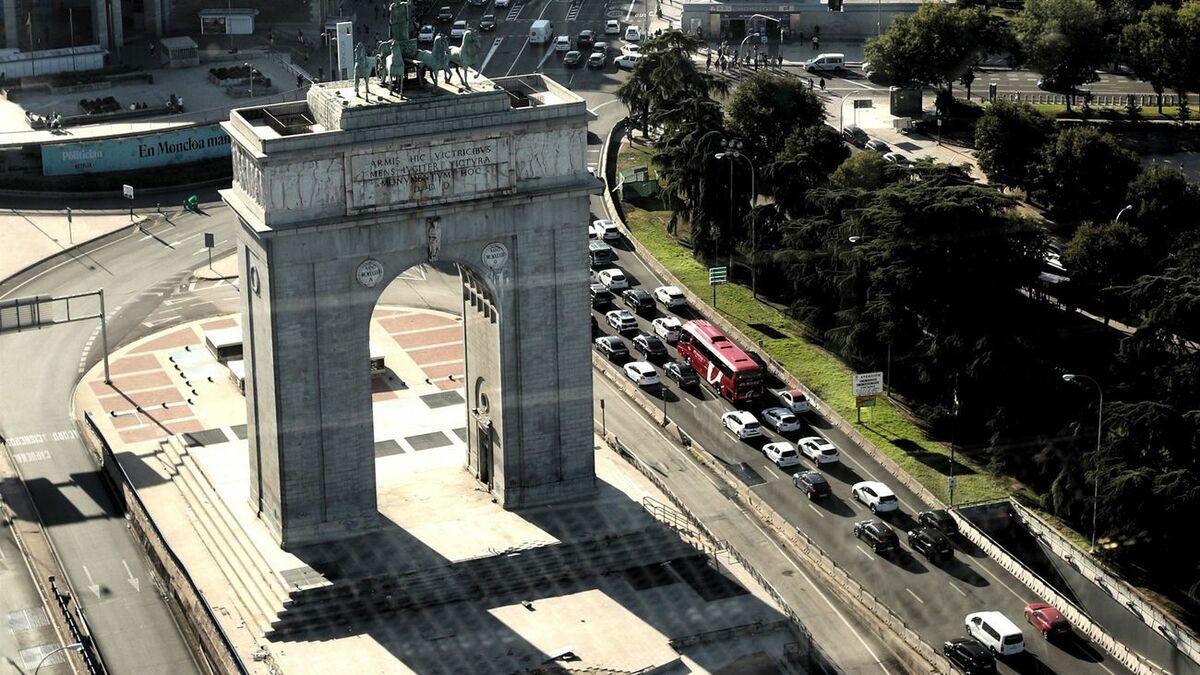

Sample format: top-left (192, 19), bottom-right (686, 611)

top-left (590, 283), bottom-right (612, 309)
top-left (917, 509), bottom-right (960, 537)
top-left (906, 527), bottom-right (953, 561)
top-left (577, 29), bottom-right (596, 49)
top-left (793, 470), bottom-right (832, 500)
top-left (632, 333), bottom-right (668, 360)
top-left (590, 315), bottom-right (600, 337)
top-left (563, 50), bottom-right (583, 68)
top-left (594, 335), bottom-right (628, 361)
top-left (842, 124), bottom-right (869, 147)
top-left (853, 519), bottom-right (898, 554)
top-left (663, 360), bottom-right (698, 387)
top-left (942, 637), bottom-right (996, 675)
top-left (437, 5), bottom-right (453, 21)
top-left (622, 288), bottom-right (655, 315)
top-left (479, 14), bottom-right (496, 30)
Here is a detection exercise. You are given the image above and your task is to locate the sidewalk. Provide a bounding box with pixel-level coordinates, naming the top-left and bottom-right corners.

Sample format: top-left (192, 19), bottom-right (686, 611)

top-left (0, 209), bottom-right (164, 284)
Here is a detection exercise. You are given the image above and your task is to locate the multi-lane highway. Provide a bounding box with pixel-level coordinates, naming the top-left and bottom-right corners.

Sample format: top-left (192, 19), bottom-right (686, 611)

top-left (585, 198), bottom-right (1133, 675)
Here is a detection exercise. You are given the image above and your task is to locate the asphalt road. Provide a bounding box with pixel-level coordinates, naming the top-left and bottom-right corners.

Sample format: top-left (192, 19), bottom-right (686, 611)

top-left (0, 212), bottom-right (242, 675)
top-left (585, 209), bottom-right (1134, 675)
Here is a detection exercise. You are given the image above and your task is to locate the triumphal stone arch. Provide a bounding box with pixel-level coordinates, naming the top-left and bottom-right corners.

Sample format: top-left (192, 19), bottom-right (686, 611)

top-left (220, 72), bottom-right (598, 548)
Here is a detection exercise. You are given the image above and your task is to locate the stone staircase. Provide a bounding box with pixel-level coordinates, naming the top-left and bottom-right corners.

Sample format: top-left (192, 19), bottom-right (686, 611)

top-left (157, 437), bottom-right (291, 638)
top-left (268, 525), bottom-right (697, 639)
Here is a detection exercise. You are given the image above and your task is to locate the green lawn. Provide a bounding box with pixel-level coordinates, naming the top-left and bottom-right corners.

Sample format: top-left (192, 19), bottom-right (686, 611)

top-left (617, 139), bottom-right (1014, 507)
top-left (1029, 103), bottom-right (1191, 121)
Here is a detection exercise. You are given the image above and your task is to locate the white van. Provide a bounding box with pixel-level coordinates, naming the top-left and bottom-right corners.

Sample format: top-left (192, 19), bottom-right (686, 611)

top-left (529, 19), bottom-right (553, 44)
top-left (965, 611), bottom-right (1025, 656)
top-left (803, 52), bottom-right (845, 72)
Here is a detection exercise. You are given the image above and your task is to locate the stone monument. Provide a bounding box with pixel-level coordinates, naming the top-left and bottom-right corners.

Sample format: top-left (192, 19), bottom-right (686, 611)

top-left (220, 72), bottom-right (598, 548)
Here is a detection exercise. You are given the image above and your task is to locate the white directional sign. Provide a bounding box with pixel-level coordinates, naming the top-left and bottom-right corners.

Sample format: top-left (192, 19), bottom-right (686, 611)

top-left (853, 371), bottom-right (884, 397)
top-left (122, 184), bottom-right (134, 199)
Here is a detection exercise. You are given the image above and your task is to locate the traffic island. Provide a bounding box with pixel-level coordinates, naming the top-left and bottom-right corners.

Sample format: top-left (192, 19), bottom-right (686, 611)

top-left (74, 311), bottom-right (805, 674)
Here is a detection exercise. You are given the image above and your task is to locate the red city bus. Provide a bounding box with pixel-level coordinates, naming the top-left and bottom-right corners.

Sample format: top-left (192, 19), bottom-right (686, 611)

top-left (676, 320), bottom-right (764, 401)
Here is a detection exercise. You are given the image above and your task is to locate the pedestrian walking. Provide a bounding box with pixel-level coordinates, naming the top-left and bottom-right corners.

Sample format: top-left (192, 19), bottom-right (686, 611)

top-left (777, 54), bottom-right (783, 67)
top-left (706, 52), bottom-right (712, 71)
top-left (296, 73), bottom-right (304, 88)
top-left (812, 35), bottom-right (819, 51)
top-left (818, 77), bottom-right (825, 90)
top-left (149, 42), bottom-right (155, 57)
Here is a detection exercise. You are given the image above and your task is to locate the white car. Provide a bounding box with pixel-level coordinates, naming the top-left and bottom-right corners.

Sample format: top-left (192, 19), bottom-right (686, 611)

top-left (624, 25), bottom-right (641, 42)
top-left (605, 19), bottom-right (621, 35)
top-left (761, 407), bottom-right (800, 432)
top-left (596, 267), bottom-right (628, 290)
top-left (590, 219), bottom-right (621, 241)
top-left (605, 309), bottom-right (638, 332)
top-left (621, 44), bottom-right (641, 55)
top-left (451, 20), bottom-right (469, 39)
top-left (798, 436), bottom-right (840, 464)
top-left (651, 316), bottom-right (681, 343)
top-left (495, 0), bottom-right (510, 6)
top-left (852, 480), bottom-right (900, 513)
top-left (418, 25), bottom-right (436, 43)
top-left (553, 35), bottom-right (571, 51)
top-left (763, 442), bottom-right (801, 468)
top-left (615, 53), bottom-right (641, 70)
top-left (777, 389), bottom-right (811, 413)
top-left (623, 361), bottom-right (659, 387)
top-left (653, 285), bottom-right (686, 308)
top-left (722, 410), bottom-right (763, 439)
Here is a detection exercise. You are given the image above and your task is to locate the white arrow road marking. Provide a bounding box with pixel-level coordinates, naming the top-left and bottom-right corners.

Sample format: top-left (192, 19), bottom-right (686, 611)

top-left (82, 565), bottom-right (102, 598)
top-left (123, 560), bottom-right (141, 592)
top-left (141, 315), bottom-right (180, 329)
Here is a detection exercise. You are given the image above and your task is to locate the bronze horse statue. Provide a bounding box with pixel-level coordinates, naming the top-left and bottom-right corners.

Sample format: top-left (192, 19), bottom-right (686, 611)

top-left (448, 29), bottom-right (482, 88)
top-left (415, 35), bottom-right (451, 86)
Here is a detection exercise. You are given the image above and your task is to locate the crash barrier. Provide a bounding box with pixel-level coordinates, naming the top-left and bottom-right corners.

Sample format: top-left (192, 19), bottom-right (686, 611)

top-left (80, 411), bottom-right (249, 674)
top-left (1005, 91), bottom-right (1192, 108)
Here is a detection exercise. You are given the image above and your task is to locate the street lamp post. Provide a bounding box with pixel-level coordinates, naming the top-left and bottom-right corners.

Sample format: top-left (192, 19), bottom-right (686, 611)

top-left (34, 642), bottom-right (84, 674)
top-left (1063, 373), bottom-right (1104, 554)
top-left (1115, 204), bottom-right (1134, 223)
top-left (715, 140), bottom-right (759, 299)
top-left (244, 62), bottom-right (255, 97)
top-left (838, 89), bottom-right (863, 132)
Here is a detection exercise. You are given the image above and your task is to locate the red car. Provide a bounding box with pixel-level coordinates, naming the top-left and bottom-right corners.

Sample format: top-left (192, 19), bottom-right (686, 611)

top-left (1024, 602), bottom-right (1070, 638)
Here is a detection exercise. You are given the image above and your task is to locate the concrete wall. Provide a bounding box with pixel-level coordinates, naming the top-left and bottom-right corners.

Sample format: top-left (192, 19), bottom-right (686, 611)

top-left (223, 77), bottom-right (599, 549)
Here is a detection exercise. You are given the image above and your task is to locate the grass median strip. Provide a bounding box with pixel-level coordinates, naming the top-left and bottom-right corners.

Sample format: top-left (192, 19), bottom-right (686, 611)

top-left (616, 140), bottom-right (1011, 507)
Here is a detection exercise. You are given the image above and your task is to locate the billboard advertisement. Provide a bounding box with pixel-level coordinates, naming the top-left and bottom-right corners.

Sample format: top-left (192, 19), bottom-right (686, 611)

top-left (41, 124), bottom-right (232, 176)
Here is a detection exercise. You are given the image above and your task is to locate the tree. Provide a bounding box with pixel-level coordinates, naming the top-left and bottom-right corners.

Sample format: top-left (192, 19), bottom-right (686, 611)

top-left (616, 29), bottom-right (723, 136)
top-left (725, 72), bottom-right (825, 167)
top-left (863, 4), bottom-right (1005, 90)
top-left (830, 152), bottom-right (897, 190)
top-left (765, 125), bottom-right (849, 214)
top-left (974, 100), bottom-right (1055, 192)
top-left (1121, 4), bottom-right (1185, 113)
top-left (1177, 1), bottom-right (1200, 117)
top-left (1016, 0), bottom-right (1112, 110)
top-left (1062, 220), bottom-right (1152, 318)
top-left (1125, 164), bottom-right (1200, 254)
top-left (1033, 126), bottom-right (1141, 223)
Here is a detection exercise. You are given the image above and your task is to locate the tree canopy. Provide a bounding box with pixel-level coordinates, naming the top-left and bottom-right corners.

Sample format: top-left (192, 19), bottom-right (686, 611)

top-left (974, 101), bottom-right (1055, 191)
top-left (1033, 126), bottom-right (1141, 223)
top-left (864, 4), bottom-right (1006, 89)
top-left (1016, 0), bottom-right (1112, 107)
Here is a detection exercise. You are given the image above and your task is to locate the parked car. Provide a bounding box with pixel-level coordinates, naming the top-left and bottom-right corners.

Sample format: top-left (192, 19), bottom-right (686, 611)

top-left (621, 43), bottom-right (640, 55)
top-left (793, 470), bottom-right (832, 499)
top-left (965, 611), bottom-right (1025, 656)
top-left (907, 527), bottom-right (953, 562)
top-left (553, 34), bottom-right (571, 51)
top-left (763, 442), bottom-right (801, 468)
top-left (632, 333), bottom-right (668, 360)
top-left (942, 637), bottom-right (996, 675)
top-left (589, 240), bottom-right (616, 267)
top-left (594, 335), bottom-right (628, 361)
top-left (587, 50), bottom-right (606, 68)
top-left (418, 24), bottom-right (436, 43)
top-left (798, 436), bottom-right (840, 464)
top-left (842, 124), bottom-right (869, 147)
top-left (437, 6), bottom-right (454, 21)
top-left (883, 152), bottom-right (908, 165)
top-left (651, 316), bottom-right (681, 343)
top-left (1024, 602), bottom-right (1070, 639)
top-left (917, 509), bottom-right (960, 537)
top-left (590, 283), bottom-right (612, 309)
top-left (605, 309), bottom-right (637, 332)
top-left (623, 361), bottom-right (660, 387)
top-left (468, 0), bottom-right (485, 6)
top-left (590, 218), bottom-right (621, 240)
top-left (853, 519), bottom-right (898, 554)
top-left (761, 407), bottom-right (800, 432)
top-left (563, 50), bottom-right (583, 67)
top-left (776, 389), bottom-right (811, 413)
top-left (663, 360), bottom-right (698, 387)
top-left (852, 480), bottom-right (899, 513)
top-left (653, 285), bottom-right (687, 308)
top-left (605, 19), bottom-right (621, 35)
top-left (495, 0), bottom-right (510, 7)
top-left (595, 267), bottom-right (628, 290)
top-left (865, 139), bottom-right (891, 154)
top-left (479, 14), bottom-right (497, 30)
top-left (577, 29), bottom-right (596, 49)
top-left (624, 25), bottom-right (641, 42)
top-left (622, 288), bottom-right (655, 315)
top-left (615, 53), bottom-right (641, 70)
top-left (722, 410), bottom-right (763, 439)
top-left (451, 20), bottom-right (469, 39)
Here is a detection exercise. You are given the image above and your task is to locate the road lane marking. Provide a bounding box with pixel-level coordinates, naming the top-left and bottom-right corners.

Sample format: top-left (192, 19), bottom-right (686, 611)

top-left (905, 588), bottom-right (925, 604)
top-left (950, 583), bottom-right (967, 597)
top-left (855, 545), bottom-right (873, 559)
top-left (763, 465), bottom-right (780, 480)
top-left (505, 2), bottom-right (554, 76)
top-left (808, 504), bottom-right (825, 517)
top-left (481, 37), bottom-right (504, 71)
top-left (123, 560), bottom-right (141, 592)
top-left (588, 98), bottom-right (626, 116)
top-left (12, 450), bottom-right (52, 464)
top-left (82, 565), bottom-right (102, 598)
top-left (624, 0), bottom-right (636, 21)
top-left (973, 558), bottom-right (1031, 603)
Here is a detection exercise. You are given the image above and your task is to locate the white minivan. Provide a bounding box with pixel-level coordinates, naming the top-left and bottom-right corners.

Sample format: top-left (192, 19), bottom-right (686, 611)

top-left (529, 19), bottom-right (554, 44)
top-left (803, 52), bottom-right (845, 72)
top-left (965, 611), bottom-right (1025, 656)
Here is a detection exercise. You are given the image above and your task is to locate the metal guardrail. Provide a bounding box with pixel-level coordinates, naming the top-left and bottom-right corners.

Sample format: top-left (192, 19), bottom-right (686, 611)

top-left (1005, 91), bottom-right (1192, 108)
top-left (82, 411), bottom-right (249, 675)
